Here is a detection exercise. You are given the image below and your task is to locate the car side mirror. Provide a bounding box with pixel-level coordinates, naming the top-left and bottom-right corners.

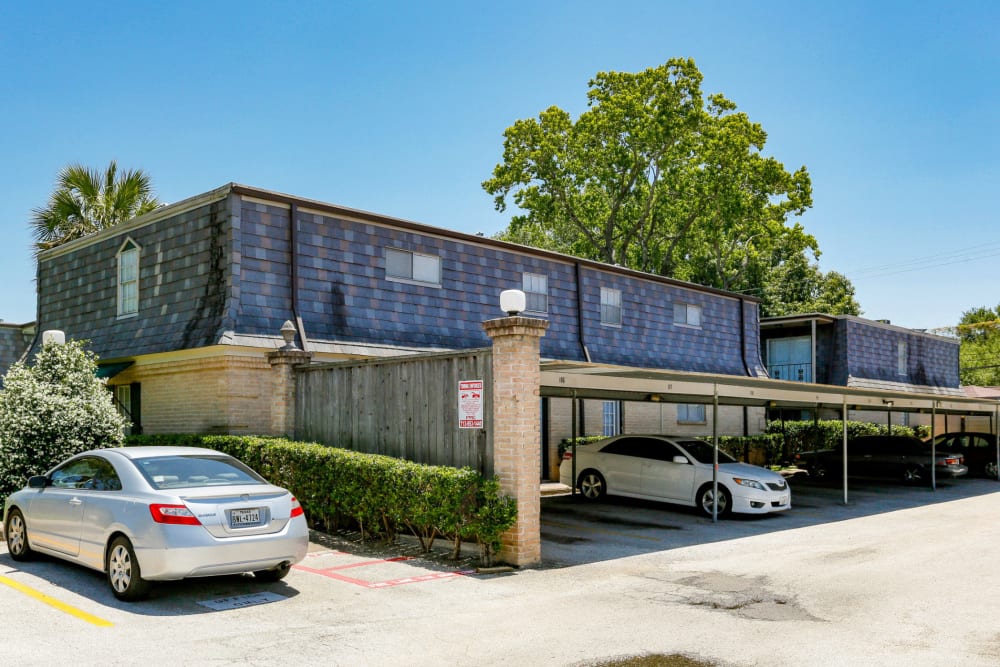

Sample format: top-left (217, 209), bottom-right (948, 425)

top-left (672, 455), bottom-right (689, 464)
top-left (27, 475), bottom-right (50, 489)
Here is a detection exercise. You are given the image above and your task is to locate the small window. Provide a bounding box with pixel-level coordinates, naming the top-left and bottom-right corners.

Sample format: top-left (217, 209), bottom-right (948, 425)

top-left (602, 400), bottom-right (621, 436)
top-left (677, 404), bottom-right (706, 424)
top-left (897, 341), bottom-right (908, 376)
top-left (522, 273), bottom-right (548, 313)
top-left (600, 287), bottom-right (622, 326)
top-left (673, 302), bottom-right (702, 328)
top-left (385, 248), bottom-right (441, 286)
top-left (117, 239), bottom-right (140, 317)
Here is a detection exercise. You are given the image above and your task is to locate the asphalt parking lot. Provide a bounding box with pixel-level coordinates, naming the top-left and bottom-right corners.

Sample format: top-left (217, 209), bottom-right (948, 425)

top-left (4, 477), bottom-right (1000, 666)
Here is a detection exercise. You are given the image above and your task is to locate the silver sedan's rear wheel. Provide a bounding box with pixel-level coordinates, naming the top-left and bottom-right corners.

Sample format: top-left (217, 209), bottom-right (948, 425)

top-left (5, 509), bottom-right (33, 561)
top-left (698, 484), bottom-right (731, 517)
top-left (577, 470), bottom-right (606, 500)
top-left (107, 536), bottom-right (151, 602)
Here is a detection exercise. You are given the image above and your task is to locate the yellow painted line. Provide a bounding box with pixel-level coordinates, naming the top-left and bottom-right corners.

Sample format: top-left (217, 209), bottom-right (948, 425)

top-left (542, 519), bottom-right (662, 542)
top-left (0, 575), bottom-right (113, 627)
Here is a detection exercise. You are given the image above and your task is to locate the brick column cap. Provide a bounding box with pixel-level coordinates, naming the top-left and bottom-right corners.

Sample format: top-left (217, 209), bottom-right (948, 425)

top-left (267, 348), bottom-right (313, 366)
top-left (483, 316), bottom-right (549, 338)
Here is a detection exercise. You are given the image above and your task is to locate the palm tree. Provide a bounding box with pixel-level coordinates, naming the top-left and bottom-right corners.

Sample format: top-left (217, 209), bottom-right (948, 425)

top-left (31, 161), bottom-right (161, 255)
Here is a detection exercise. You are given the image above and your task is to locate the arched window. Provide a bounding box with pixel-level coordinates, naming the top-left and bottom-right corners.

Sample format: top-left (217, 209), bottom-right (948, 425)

top-left (117, 238), bottom-right (141, 317)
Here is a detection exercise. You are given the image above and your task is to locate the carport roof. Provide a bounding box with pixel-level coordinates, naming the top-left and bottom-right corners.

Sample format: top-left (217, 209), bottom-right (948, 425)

top-left (539, 360), bottom-right (1000, 416)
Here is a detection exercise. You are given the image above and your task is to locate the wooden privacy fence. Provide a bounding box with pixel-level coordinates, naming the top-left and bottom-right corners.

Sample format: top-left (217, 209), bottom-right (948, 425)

top-left (294, 349), bottom-right (494, 475)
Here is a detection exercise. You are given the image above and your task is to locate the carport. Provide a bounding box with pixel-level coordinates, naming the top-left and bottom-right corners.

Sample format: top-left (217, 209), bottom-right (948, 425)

top-left (540, 360), bottom-right (1000, 517)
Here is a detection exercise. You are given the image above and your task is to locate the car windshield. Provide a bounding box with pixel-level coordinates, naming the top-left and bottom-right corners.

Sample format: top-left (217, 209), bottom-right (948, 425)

top-left (676, 440), bottom-right (737, 465)
top-left (131, 455), bottom-right (267, 490)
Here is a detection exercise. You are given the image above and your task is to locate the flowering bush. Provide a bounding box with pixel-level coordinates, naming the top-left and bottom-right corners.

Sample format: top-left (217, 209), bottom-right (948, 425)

top-left (0, 340), bottom-right (126, 499)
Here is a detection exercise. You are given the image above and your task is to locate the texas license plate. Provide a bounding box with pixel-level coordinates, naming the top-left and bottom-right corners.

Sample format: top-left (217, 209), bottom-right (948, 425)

top-left (230, 508), bottom-right (261, 527)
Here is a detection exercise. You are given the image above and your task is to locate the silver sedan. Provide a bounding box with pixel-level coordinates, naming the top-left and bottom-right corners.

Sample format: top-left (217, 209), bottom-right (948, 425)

top-left (3, 446), bottom-right (309, 601)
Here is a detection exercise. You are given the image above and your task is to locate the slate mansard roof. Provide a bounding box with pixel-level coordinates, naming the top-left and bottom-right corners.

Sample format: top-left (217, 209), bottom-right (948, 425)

top-left (34, 183), bottom-right (767, 377)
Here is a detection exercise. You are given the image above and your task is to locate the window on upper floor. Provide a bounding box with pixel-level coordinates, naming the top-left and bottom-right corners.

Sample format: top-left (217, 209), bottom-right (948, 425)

top-left (677, 404), bottom-right (706, 424)
top-left (117, 238), bottom-right (140, 317)
top-left (385, 248), bottom-right (441, 286)
top-left (522, 272), bottom-right (548, 314)
top-left (600, 287), bottom-right (622, 326)
top-left (897, 341), bottom-right (908, 376)
top-left (673, 302), bottom-right (702, 328)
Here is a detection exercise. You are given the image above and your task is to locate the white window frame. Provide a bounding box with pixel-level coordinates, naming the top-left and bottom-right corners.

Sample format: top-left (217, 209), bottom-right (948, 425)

top-left (116, 238), bottom-right (141, 318)
top-left (673, 302), bottom-right (702, 328)
top-left (385, 248), bottom-right (441, 287)
top-left (522, 272), bottom-right (548, 314)
top-left (600, 287), bottom-right (622, 327)
top-left (602, 400), bottom-right (621, 436)
top-left (677, 403), bottom-right (707, 424)
top-left (897, 341), bottom-right (908, 376)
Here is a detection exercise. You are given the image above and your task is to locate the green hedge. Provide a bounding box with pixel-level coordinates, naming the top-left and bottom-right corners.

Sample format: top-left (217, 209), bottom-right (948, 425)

top-left (126, 434), bottom-right (516, 566)
top-left (765, 420), bottom-right (932, 463)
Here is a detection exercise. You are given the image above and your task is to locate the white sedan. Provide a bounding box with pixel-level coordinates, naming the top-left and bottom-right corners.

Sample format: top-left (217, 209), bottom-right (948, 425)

top-left (3, 446), bottom-right (309, 601)
top-left (560, 435), bottom-right (791, 516)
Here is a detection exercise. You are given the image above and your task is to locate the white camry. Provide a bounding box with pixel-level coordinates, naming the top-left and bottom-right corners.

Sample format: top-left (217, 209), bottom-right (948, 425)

top-left (3, 446), bottom-right (309, 601)
top-left (560, 435), bottom-right (791, 516)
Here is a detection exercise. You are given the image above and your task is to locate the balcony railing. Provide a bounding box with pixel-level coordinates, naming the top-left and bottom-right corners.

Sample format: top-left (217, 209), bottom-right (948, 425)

top-left (768, 362), bottom-right (812, 383)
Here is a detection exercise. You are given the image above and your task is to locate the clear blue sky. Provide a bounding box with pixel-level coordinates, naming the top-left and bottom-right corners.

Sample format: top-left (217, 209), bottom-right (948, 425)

top-left (2, 1), bottom-right (997, 331)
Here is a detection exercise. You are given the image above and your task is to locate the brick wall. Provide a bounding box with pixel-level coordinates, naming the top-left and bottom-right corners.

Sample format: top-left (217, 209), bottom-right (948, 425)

top-left (109, 352), bottom-right (273, 435)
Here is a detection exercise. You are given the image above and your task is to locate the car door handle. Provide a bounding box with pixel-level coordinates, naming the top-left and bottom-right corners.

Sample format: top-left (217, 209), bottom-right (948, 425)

top-left (68, 497), bottom-right (83, 506)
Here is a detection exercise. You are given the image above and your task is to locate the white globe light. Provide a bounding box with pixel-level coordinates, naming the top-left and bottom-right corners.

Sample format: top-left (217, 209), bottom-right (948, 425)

top-left (499, 289), bottom-right (526, 316)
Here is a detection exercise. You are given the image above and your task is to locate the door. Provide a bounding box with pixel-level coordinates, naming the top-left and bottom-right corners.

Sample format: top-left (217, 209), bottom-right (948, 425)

top-left (26, 457), bottom-right (103, 556)
top-left (596, 437), bottom-right (647, 494)
top-left (639, 438), bottom-right (697, 502)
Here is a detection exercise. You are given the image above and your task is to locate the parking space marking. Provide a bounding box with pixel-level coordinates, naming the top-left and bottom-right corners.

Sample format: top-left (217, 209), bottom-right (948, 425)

top-left (0, 575), bottom-right (113, 627)
top-left (542, 518), bottom-right (664, 542)
top-left (294, 555), bottom-right (473, 589)
top-left (197, 591), bottom-right (286, 611)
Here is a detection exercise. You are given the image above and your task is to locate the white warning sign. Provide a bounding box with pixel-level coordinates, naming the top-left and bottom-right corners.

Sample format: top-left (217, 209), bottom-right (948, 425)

top-left (458, 380), bottom-right (484, 429)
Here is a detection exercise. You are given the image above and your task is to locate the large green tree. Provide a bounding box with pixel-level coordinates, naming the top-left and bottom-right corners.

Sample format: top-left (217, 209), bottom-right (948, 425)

top-left (955, 305), bottom-right (1000, 386)
top-left (483, 59), bottom-right (857, 316)
top-left (31, 161), bottom-right (160, 255)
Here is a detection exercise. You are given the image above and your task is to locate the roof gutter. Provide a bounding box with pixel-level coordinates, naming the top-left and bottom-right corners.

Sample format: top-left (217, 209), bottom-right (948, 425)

top-left (289, 202), bottom-right (309, 352)
top-left (575, 262), bottom-right (591, 363)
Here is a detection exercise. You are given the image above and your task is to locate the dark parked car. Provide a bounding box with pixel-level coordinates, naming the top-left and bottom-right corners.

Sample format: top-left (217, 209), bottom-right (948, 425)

top-left (931, 432), bottom-right (999, 479)
top-left (796, 435), bottom-right (968, 484)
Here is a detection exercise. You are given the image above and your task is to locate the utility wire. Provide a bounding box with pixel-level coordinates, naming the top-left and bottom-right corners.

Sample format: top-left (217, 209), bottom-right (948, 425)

top-left (846, 242), bottom-right (1000, 279)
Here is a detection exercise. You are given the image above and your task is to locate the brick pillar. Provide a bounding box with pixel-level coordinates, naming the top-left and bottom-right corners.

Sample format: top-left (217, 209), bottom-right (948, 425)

top-left (483, 315), bottom-right (549, 567)
top-left (267, 348), bottom-right (313, 438)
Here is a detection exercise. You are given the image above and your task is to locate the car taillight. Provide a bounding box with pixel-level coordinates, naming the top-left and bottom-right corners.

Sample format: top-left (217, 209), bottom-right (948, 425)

top-left (149, 504), bottom-right (201, 525)
top-left (943, 457), bottom-right (960, 466)
top-left (290, 496), bottom-right (304, 518)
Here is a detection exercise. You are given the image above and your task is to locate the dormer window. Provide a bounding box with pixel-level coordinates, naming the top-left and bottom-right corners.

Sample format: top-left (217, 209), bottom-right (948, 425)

top-left (117, 238), bottom-right (140, 317)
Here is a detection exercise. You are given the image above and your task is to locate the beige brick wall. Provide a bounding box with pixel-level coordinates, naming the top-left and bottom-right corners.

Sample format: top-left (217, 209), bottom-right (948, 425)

top-left (109, 352), bottom-right (273, 435)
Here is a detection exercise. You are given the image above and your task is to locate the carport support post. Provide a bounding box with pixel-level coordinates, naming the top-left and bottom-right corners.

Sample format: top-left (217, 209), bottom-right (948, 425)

top-left (483, 315), bottom-right (549, 567)
top-left (995, 405), bottom-right (1000, 482)
top-left (931, 403), bottom-right (937, 491)
top-left (842, 399), bottom-right (849, 505)
top-left (712, 387), bottom-right (719, 523)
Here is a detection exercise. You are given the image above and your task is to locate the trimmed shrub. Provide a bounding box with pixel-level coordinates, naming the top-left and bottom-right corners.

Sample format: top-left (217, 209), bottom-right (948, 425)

top-left (126, 434), bottom-right (517, 566)
top-left (765, 419), bottom-right (932, 462)
top-left (0, 341), bottom-right (127, 500)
